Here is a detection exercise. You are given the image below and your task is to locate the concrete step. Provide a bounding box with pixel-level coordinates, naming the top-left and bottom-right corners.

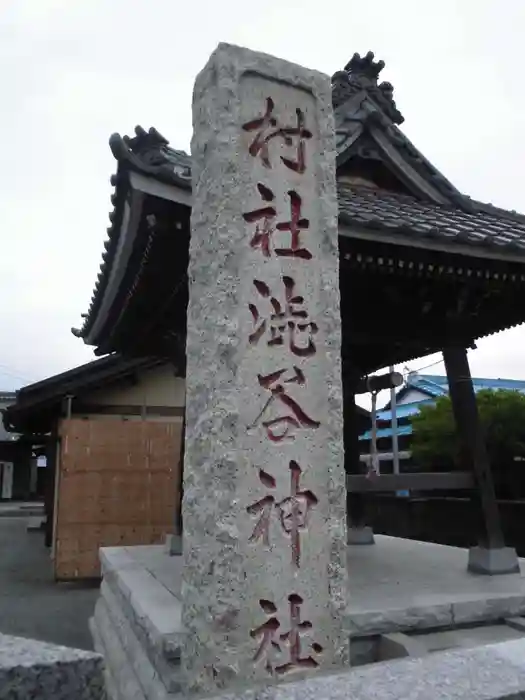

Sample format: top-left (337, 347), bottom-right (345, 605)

top-left (93, 547), bottom-right (185, 700)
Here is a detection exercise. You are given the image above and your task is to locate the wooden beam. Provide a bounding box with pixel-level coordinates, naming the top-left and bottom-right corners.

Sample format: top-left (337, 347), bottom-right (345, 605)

top-left (346, 472), bottom-right (474, 493)
top-left (72, 403), bottom-right (184, 417)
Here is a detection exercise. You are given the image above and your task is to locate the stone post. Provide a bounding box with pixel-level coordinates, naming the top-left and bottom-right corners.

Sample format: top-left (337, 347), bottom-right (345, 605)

top-left (182, 43), bottom-right (348, 695)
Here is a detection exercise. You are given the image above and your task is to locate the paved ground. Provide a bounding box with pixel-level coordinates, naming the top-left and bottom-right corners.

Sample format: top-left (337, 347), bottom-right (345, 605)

top-left (0, 516), bottom-right (99, 650)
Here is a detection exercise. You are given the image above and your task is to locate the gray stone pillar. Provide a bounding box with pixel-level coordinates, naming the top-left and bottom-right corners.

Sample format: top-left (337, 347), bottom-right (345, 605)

top-left (182, 43), bottom-right (348, 695)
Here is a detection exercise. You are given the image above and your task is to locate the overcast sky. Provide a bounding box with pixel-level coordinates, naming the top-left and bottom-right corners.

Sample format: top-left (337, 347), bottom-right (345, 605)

top-left (1, 0), bottom-right (525, 393)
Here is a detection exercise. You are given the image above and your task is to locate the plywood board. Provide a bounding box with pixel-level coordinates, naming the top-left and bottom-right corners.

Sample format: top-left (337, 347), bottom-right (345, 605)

top-left (54, 417), bottom-right (182, 580)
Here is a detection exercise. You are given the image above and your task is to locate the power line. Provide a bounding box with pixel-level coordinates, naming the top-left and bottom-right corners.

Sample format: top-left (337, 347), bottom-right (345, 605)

top-left (0, 363), bottom-right (37, 384)
top-left (404, 355), bottom-right (445, 375)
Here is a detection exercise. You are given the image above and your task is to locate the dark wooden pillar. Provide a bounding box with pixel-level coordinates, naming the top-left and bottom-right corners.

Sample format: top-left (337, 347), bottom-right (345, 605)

top-left (345, 391), bottom-right (366, 528)
top-left (175, 417), bottom-right (185, 540)
top-left (442, 346), bottom-right (504, 549)
top-left (343, 368), bottom-right (374, 543)
top-left (44, 429), bottom-right (58, 549)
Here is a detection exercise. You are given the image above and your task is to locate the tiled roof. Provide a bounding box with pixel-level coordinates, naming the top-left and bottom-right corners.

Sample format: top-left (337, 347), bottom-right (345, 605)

top-left (77, 127), bottom-right (525, 342)
top-left (74, 128), bottom-right (192, 340)
top-left (359, 424), bottom-right (413, 440)
top-left (76, 51), bottom-right (525, 344)
top-left (471, 377), bottom-right (525, 391)
top-left (406, 373), bottom-right (525, 397)
top-left (76, 52), bottom-right (525, 347)
top-left (375, 398), bottom-right (436, 422)
top-left (404, 374), bottom-right (449, 399)
top-left (2, 355), bottom-right (167, 434)
top-left (338, 185), bottom-right (525, 253)
top-left (105, 130), bottom-right (525, 257)
top-left (108, 129), bottom-right (525, 257)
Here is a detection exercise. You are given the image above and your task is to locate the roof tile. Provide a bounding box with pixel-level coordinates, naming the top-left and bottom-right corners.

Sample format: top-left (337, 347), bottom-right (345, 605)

top-left (337, 184), bottom-right (525, 254)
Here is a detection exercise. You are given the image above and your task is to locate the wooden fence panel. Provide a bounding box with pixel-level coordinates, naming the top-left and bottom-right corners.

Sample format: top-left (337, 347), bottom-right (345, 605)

top-left (54, 417), bottom-right (182, 580)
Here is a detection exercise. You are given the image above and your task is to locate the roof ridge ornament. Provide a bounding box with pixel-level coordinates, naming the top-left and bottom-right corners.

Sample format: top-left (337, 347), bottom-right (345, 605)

top-left (125, 125), bottom-right (169, 155)
top-left (332, 51), bottom-right (404, 125)
top-left (109, 126), bottom-right (191, 179)
top-left (345, 51), bottom-right (385, 81)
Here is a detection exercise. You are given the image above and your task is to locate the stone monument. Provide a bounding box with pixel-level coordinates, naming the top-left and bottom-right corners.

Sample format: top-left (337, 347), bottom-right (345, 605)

top-left (182, 43), bottom-right (348, 695)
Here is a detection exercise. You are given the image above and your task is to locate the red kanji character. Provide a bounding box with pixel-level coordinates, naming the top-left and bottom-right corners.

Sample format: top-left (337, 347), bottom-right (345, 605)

top-left (248, 277), bottom-right (318, 357)
top-left (275, 190), bottom-right (311, 259)
top-left (250, 599), bottom-right (281, 673)
top-left (247, 470), bottom-right (276, 546)
top-left (251, 596), bottom-right (323, 674)
top-left (243, 97), bottom-right (279, 169)
top-left (279, 109), bottom-right (312, 174)
top-left (276, 461), bottom-right (318, 568)
top-left (242, 98), bottom-right (312, 172)
top-left (243, 183), bottom-right (276, 258)
top-left (243, 187), bottom-right (311, 260)
top-left (249, 366), bottom-right (320, 442)
top-left (275, 594), bottom-right (321, 675)
top-left (247, 494), bottom-right (274, 546)
top-left (246, 464), bottom-right (317, 569)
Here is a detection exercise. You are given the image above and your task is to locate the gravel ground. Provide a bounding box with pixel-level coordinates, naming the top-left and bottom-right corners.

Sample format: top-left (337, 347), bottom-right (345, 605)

top-left (0, 516), bottom-right (99, 650)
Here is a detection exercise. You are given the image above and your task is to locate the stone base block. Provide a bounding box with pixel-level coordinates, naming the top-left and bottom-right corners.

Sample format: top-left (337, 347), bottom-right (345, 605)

top-left (0, 632), bottom-right (104, 700)
top-left (92, 546), bottom-right (184, 700)
top-left (468, 546), bottom-right (520, 575)
top-left (347, 526), bottom-right (375, 545)
top-left (203, 637), bottom-right (525, 700)
top-left (164, 534), bottom-right (182, 556)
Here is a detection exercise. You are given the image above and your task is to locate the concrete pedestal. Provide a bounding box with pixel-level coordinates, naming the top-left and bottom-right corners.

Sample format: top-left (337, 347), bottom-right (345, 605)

top-left (90, 547), bottom-right (184, 700)
top-left (347, 526), bottom-right (375, 545)
top-left (93, 538), bottom-right (525, 699)
top-left (468, 546), bottom-right (520, 575)
top-left (164, 534), bottom-right (182, 556)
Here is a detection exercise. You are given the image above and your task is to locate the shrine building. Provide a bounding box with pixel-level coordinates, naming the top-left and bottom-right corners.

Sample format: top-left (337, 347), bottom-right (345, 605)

top-left (70, 51), bottom-right (525, 573)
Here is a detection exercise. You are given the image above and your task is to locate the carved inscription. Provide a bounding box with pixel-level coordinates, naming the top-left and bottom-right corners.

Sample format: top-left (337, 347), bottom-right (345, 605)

top-left (242, 97), bottom-right (312, 172)
top-left (243, 188), bottom-right (312, 260)
top-left (249, 366), bottom-right (320, 442)
top-left (248, 277), bottom-right (318, 356)
top-left (247, 461), bottom-right (318, 568)
top-left (251, 595), bottom-right (323, 674)
top-left (242, 94), bottom-right (324, 674)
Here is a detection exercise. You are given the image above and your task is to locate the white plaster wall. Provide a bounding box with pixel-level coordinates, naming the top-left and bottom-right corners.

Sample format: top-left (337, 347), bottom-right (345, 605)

top-left (86, 364), bottom-right (185, 408)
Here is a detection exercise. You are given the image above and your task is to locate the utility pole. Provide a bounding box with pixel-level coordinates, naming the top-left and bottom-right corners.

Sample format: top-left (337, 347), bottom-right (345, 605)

top-left (356, 370), bottom-right (403, 478)
top-left (390, 365), bottom-right (400, 475)
top-left (369, 390), bottom-right (380, 477)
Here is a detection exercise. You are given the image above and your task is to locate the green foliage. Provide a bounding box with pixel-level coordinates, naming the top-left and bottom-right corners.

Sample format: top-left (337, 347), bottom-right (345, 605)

top-left (411, 389), bottom-right (525, 473)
